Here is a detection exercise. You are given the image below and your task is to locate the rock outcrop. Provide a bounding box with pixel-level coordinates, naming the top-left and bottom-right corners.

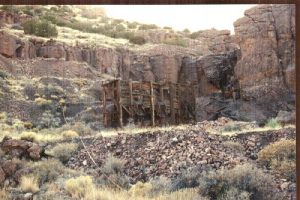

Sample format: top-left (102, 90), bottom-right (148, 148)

top-left (233, 4), bottom-right (295, 110)
top-left (0, 136), bottom-right (42, 160)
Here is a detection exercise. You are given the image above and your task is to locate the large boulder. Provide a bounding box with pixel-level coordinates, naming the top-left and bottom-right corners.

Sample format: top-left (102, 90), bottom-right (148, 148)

top-left (0, 136), bottom-right (42, 160)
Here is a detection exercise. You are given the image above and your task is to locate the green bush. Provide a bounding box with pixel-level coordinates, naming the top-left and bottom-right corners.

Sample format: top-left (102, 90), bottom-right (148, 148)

top-left (129, 36), bottom-right (146, 45)
top-left (138, 24), bottom-right (158, 30)
top-left (163, 37), bottom-right (187, 47)
top-left (38, 110), bottom-right (61, 129)
top-left (265, 118), bottom-right (281, 128)
top-left (190, 32), bottom-right (200, 39)
top-left (127, 22), bottom-right (139, 29)
top-left (23, 18), bottom-right (58, 38)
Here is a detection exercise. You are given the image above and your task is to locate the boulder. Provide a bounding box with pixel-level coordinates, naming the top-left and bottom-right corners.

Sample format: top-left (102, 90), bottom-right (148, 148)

top-left (0, 136), bottom-right (42, 160)
top-left (0, 31), bottom-right (17, 58)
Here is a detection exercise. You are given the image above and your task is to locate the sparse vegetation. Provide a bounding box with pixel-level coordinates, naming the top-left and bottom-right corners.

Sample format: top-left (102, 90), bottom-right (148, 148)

top-left (49, 142), bottom-right (78, 163)
top-left (198, 163), bottom-right (281, 200)
top-left (65, 175), bottom-right (95, 199)
top-left (265, 118), bottom-right (281, 128)
top-left (163, 37), bottom-right (188, 47)
top-left (99, 155), bottom-right (130, 189)
top-left (23, 18), bottom-right (58, 38)
top-left (258, 139), bottom-right (296, 181)
top-left (129, 36), bottom-right (147, 45)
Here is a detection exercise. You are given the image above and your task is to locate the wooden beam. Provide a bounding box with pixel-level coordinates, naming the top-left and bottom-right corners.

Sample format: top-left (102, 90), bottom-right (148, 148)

top-left (169, 83), bottom-right (175, 125)
top-left (103, 86), bottom-right (107, 127)
top-left (150, 81), bottom-right (155, 126)
top-left (116, 80), bottom-right (123, 128)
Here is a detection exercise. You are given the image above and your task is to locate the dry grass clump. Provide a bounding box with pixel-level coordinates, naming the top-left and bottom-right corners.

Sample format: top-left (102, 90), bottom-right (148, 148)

top-left (26, 158), bottom-right (66, 184)
top-left (49, 142), bottom-right (78, 163)
top-left (19, 131), bottom-right (63, 143)
top-left (20, 131), bottom-right (38, 142)
top-left (62, 130), bottom-right (79, 139)
top-left (129, 182), bottom-right (153, 198)
top-left (258, 139), bottom-right (296, 181)
top-left (65, 176), bottom-right (95, 199)
top-left (20, 176), bottom-right (40, 193)
top-left (0, 188), bottom-right (11, 200)
top-left (34, 97), bottom-right (52, 106)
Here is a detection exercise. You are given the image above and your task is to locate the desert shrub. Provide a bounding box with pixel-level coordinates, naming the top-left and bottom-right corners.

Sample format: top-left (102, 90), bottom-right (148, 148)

top-left (20, 176), bottom-right (40, 193)
top-left (189, 31), bottom-right (200, 39)
top-left (20, 131), bottom-right (38, 142)
top-left (194, 163), bottom-right (281, 200)
top-left (222, 141), bottom-right (244, 154)
top-left (99, 155), bottom-right (130, 189)
top-left (149, 176), bottom-right (172, 195)
top-left (23, 18), bottom-right (58, 37)
top-left (222, 124), bottom-right (242, 132)
top-left (38, 110), bottom-right (61, 129)
top-left (219, 187), bottom-right (250, 200)
top-left (0, 71), bottom-right (9, 79)
top-left (115, 24), bottom-right (126, 32)
top-left (265, 118), bottom-right (281, 128)
top-left (127, 22), bottom-right (138, 29)
top-left (24, 84), bottom-right (37, 100)
top-left (26, 159), bottom-right (65, 184)
top-left (49, 142), bottom-right (78, 163)
top-left (258, 139), bottom-right (296, 181)
top-left (138, 24), bottom-right (158, 30)
top-left (129, 181), bottom-right (153, 198)
top-left (34, 97), bottom-right (52, 106)
top-left (163, 37), bottom-right (188, 47)
top-left (171, 167), bottom-right (201, 191)
top-left (129, 36), bottom-right (146, 45)
top-left (62, 130), bottom-right (79, 139)
top-left (65, 176), bottom-right (95, 199)
top-left (183, 28), bottom-right (190, 34)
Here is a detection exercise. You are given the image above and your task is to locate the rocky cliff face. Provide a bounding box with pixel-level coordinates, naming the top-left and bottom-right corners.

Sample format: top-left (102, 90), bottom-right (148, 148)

top-left (233, 4), bottom-right (295, 107)
top-left (0, 4), bottom-right (295, 124)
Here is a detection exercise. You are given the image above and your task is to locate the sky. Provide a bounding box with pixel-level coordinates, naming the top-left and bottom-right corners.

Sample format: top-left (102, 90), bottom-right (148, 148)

top-left (99, 5), bottom-right (256, 34)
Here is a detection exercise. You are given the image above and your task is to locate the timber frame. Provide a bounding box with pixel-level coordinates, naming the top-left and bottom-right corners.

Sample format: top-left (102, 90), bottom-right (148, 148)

top-left (102, 79), bottom-right (196, 128)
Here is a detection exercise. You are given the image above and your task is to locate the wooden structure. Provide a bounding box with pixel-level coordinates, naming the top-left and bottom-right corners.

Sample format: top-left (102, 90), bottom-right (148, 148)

top-left (102, 79), bottom-right (196, 127)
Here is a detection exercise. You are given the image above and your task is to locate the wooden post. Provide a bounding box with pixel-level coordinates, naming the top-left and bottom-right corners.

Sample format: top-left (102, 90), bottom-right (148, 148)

top-left (116, 80), bottom-right (123, 128)
top-left (150, 82), bottom-right (155, 126)
top-left (103, 86), bottom-right (107, 127)
top-left (129, 79), bottom-right (133, 106)
top-left (169, 83), bottom-right (175, 125)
